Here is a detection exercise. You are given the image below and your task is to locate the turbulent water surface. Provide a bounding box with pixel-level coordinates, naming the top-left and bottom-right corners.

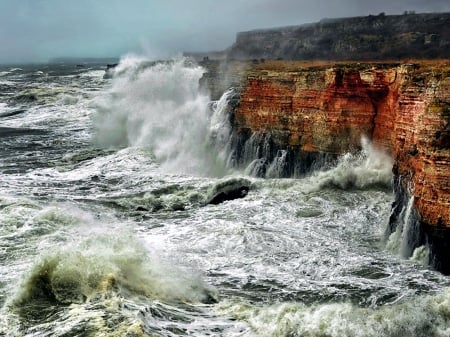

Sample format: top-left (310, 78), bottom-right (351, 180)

top-left (1, 57), bottom-right (450, 337)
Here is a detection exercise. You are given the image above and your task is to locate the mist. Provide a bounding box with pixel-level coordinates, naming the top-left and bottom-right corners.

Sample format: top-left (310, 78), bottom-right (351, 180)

top-left (1, 0), bottom-right (449, 63)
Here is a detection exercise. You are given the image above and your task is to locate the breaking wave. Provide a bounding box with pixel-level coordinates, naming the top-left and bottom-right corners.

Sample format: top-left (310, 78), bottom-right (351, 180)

top-left (304, 137), bottom-right (393, 192)
top-left (11, 233), bottom-right (217, 310)
top-left (93, 55), bottom-right (231, 176)
top-left (220, 289), bottom-right (450, 337)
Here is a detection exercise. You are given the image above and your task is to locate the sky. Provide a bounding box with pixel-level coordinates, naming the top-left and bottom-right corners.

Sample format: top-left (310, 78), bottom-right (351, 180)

top-left (1, 0), bottom-right (449, 63)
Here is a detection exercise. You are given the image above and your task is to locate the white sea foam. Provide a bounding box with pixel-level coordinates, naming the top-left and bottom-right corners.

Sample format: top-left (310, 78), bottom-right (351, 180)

top-left (80, 69), bottom-right (105, 78)
top-left (410, 245), bottom-right (430, 265)
top-left (93, 55), bottom-right (231, 176)
top-left (11, 225), bottom-right (216, 308)
top-left (0, 79), bottom-right (14, 85)
top-left (0, 102), bottom-right (8, 112)
top-left (304, 136), bottom-right (393, 192)
top-left (219, 289), bottom-right (450, 337)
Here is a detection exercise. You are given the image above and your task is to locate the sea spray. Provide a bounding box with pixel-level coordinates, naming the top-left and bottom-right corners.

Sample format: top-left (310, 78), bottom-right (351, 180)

top-left (218, 288), bottom-right (450, 337)
top-left (410, 245), bottom-right (430, 265)
top-left (1, 200), bottom-right (220, 336)
top-left (93, 55), bottom-right (232, 176)
top-left (303, 136), bottom-right (393, 192)
top-left (11, 233), bottom-right (217, 310)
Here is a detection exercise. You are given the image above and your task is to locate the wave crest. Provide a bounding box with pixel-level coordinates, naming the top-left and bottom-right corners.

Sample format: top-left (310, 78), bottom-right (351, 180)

top-left (12, 234), bottom-right (217, 310)
top-left (93, 55), bottom-right (230, 176)
top-left (305, 137), bottom-right (393, 192)
top-left (220, 288), bottom-right (450, 337)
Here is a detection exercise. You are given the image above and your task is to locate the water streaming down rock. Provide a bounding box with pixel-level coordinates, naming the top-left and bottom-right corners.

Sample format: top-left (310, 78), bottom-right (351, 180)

top-left (207, 87), bottom-right (236, 169)
top-left (226, 130), bottom-right (336, 178)
top-left (386, 174), bottom-right (429, 263)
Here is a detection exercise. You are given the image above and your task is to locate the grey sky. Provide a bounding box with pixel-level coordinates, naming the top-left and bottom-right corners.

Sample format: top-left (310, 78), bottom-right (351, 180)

top-left (1, 0), bottom-right (449, 63)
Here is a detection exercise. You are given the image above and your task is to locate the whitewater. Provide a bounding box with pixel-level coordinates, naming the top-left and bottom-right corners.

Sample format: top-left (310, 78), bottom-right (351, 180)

top-left (1, 56), bottom-right (450, 337)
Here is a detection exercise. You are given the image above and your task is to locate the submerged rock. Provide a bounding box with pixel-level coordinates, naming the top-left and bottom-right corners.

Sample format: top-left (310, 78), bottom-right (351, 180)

top-left (206, 177), bottom-right (251, 205)
top-left (103, 63), bottom-right (118, 79)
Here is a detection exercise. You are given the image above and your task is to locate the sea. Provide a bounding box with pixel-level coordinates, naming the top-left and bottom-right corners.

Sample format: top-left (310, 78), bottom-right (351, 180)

top-left (1, 55), bottom-right (450, 337)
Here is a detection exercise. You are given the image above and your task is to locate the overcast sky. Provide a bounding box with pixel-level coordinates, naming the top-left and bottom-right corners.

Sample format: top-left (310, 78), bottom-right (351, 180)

top-left (1, 0), bottom-right (449, 63)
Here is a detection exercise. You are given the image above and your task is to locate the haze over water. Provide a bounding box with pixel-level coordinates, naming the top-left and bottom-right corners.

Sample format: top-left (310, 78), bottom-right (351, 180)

top-left (2, 0), bottom-right (450, 63)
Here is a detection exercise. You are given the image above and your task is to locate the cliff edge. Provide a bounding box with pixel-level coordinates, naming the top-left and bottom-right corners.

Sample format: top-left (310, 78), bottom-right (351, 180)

top-left (227, 12), bottom-right (450, 60)
top-left (200, 59), bottom-right (450, 273)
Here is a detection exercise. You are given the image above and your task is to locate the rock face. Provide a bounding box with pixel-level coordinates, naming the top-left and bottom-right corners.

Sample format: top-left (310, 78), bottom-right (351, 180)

top-left (227, 12), bottom-right (450, 60)
top-left (201, 60), bottom-right (450, 272)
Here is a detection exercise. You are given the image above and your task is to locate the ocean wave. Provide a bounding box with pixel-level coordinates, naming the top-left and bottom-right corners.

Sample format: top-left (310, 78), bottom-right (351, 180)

top-left (92, 54), bottom-right (231, 176)
top-left (304, 137), bottom-right (393, 192)
top-left (11, 233), bottom-right (217, 311)
top-left (219, 289), bottom-right (450, 337)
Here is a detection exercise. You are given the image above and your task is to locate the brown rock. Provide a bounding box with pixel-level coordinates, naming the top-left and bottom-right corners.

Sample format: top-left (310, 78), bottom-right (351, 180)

top-left (226, 60), bottom-right (450, 229)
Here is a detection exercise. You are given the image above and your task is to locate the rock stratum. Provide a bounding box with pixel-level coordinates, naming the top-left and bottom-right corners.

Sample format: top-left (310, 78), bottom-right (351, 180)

top-left (227, 12), bottom-right (450, 60)
top-left (200, 59), bottom-right (450, 272)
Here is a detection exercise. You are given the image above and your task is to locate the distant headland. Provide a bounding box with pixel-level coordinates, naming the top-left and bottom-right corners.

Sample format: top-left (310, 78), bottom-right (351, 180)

top-left (49, 57), bottom-right (119, 64)
top-left (186, 12), bottom-right (450, 61)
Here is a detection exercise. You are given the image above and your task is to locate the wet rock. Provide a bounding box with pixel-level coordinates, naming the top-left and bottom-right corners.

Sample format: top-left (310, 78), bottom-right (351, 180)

top-left (103, 63), bottom-right (118, 79)
top-left (206, 178), bottom-right (251, 205)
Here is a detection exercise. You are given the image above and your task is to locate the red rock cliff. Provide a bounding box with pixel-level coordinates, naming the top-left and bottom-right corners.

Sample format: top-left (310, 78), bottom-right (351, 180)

top-left (232, 61), bottom-right (450, 228)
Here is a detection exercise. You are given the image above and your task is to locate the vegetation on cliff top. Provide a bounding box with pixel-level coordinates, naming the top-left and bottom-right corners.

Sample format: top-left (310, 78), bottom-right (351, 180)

top-left (226, 12), bottom-right (450, 61)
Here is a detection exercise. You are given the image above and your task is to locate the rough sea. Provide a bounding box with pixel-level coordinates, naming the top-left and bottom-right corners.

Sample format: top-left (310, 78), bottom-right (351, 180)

top-left (1, 56), bottom-right (450, 337)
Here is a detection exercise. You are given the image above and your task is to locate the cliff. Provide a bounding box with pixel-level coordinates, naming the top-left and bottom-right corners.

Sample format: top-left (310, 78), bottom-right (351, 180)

top-left (200, 59), bottom-right (450, 272)
top-left (227, 12), bottom-right (450, 60)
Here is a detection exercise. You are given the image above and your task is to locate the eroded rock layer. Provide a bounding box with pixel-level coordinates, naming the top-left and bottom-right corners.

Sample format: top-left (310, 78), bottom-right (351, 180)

top-left (201, 60), bottom-right (450, 272)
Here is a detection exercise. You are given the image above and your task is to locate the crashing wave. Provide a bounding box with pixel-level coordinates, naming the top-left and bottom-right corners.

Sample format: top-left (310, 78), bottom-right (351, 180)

top-left (219, 288), bottom-right (450, 337)
top-left (303, 137), bottom-right (393, 192)
top-left (93, 55), bottom-right (234, 177)
top-left (11, 234), bottom-right (217, 311)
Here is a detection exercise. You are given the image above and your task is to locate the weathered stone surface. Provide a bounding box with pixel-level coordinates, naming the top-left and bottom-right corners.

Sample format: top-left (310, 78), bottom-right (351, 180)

top-left (230, 61), bottom-right (450, 229)
top-left (201, 60), bottom-right (450, 270)
top-left (236, 68), bottom-right (378, 154)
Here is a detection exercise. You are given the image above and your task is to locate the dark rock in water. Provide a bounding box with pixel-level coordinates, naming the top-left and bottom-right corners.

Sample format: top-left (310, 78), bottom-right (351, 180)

top-left (208, 186), bottom-right (249, 205)
top-left (206, 178), bottom-right (251, 205)
top-left (103, 63), bottom-right (118, 79)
